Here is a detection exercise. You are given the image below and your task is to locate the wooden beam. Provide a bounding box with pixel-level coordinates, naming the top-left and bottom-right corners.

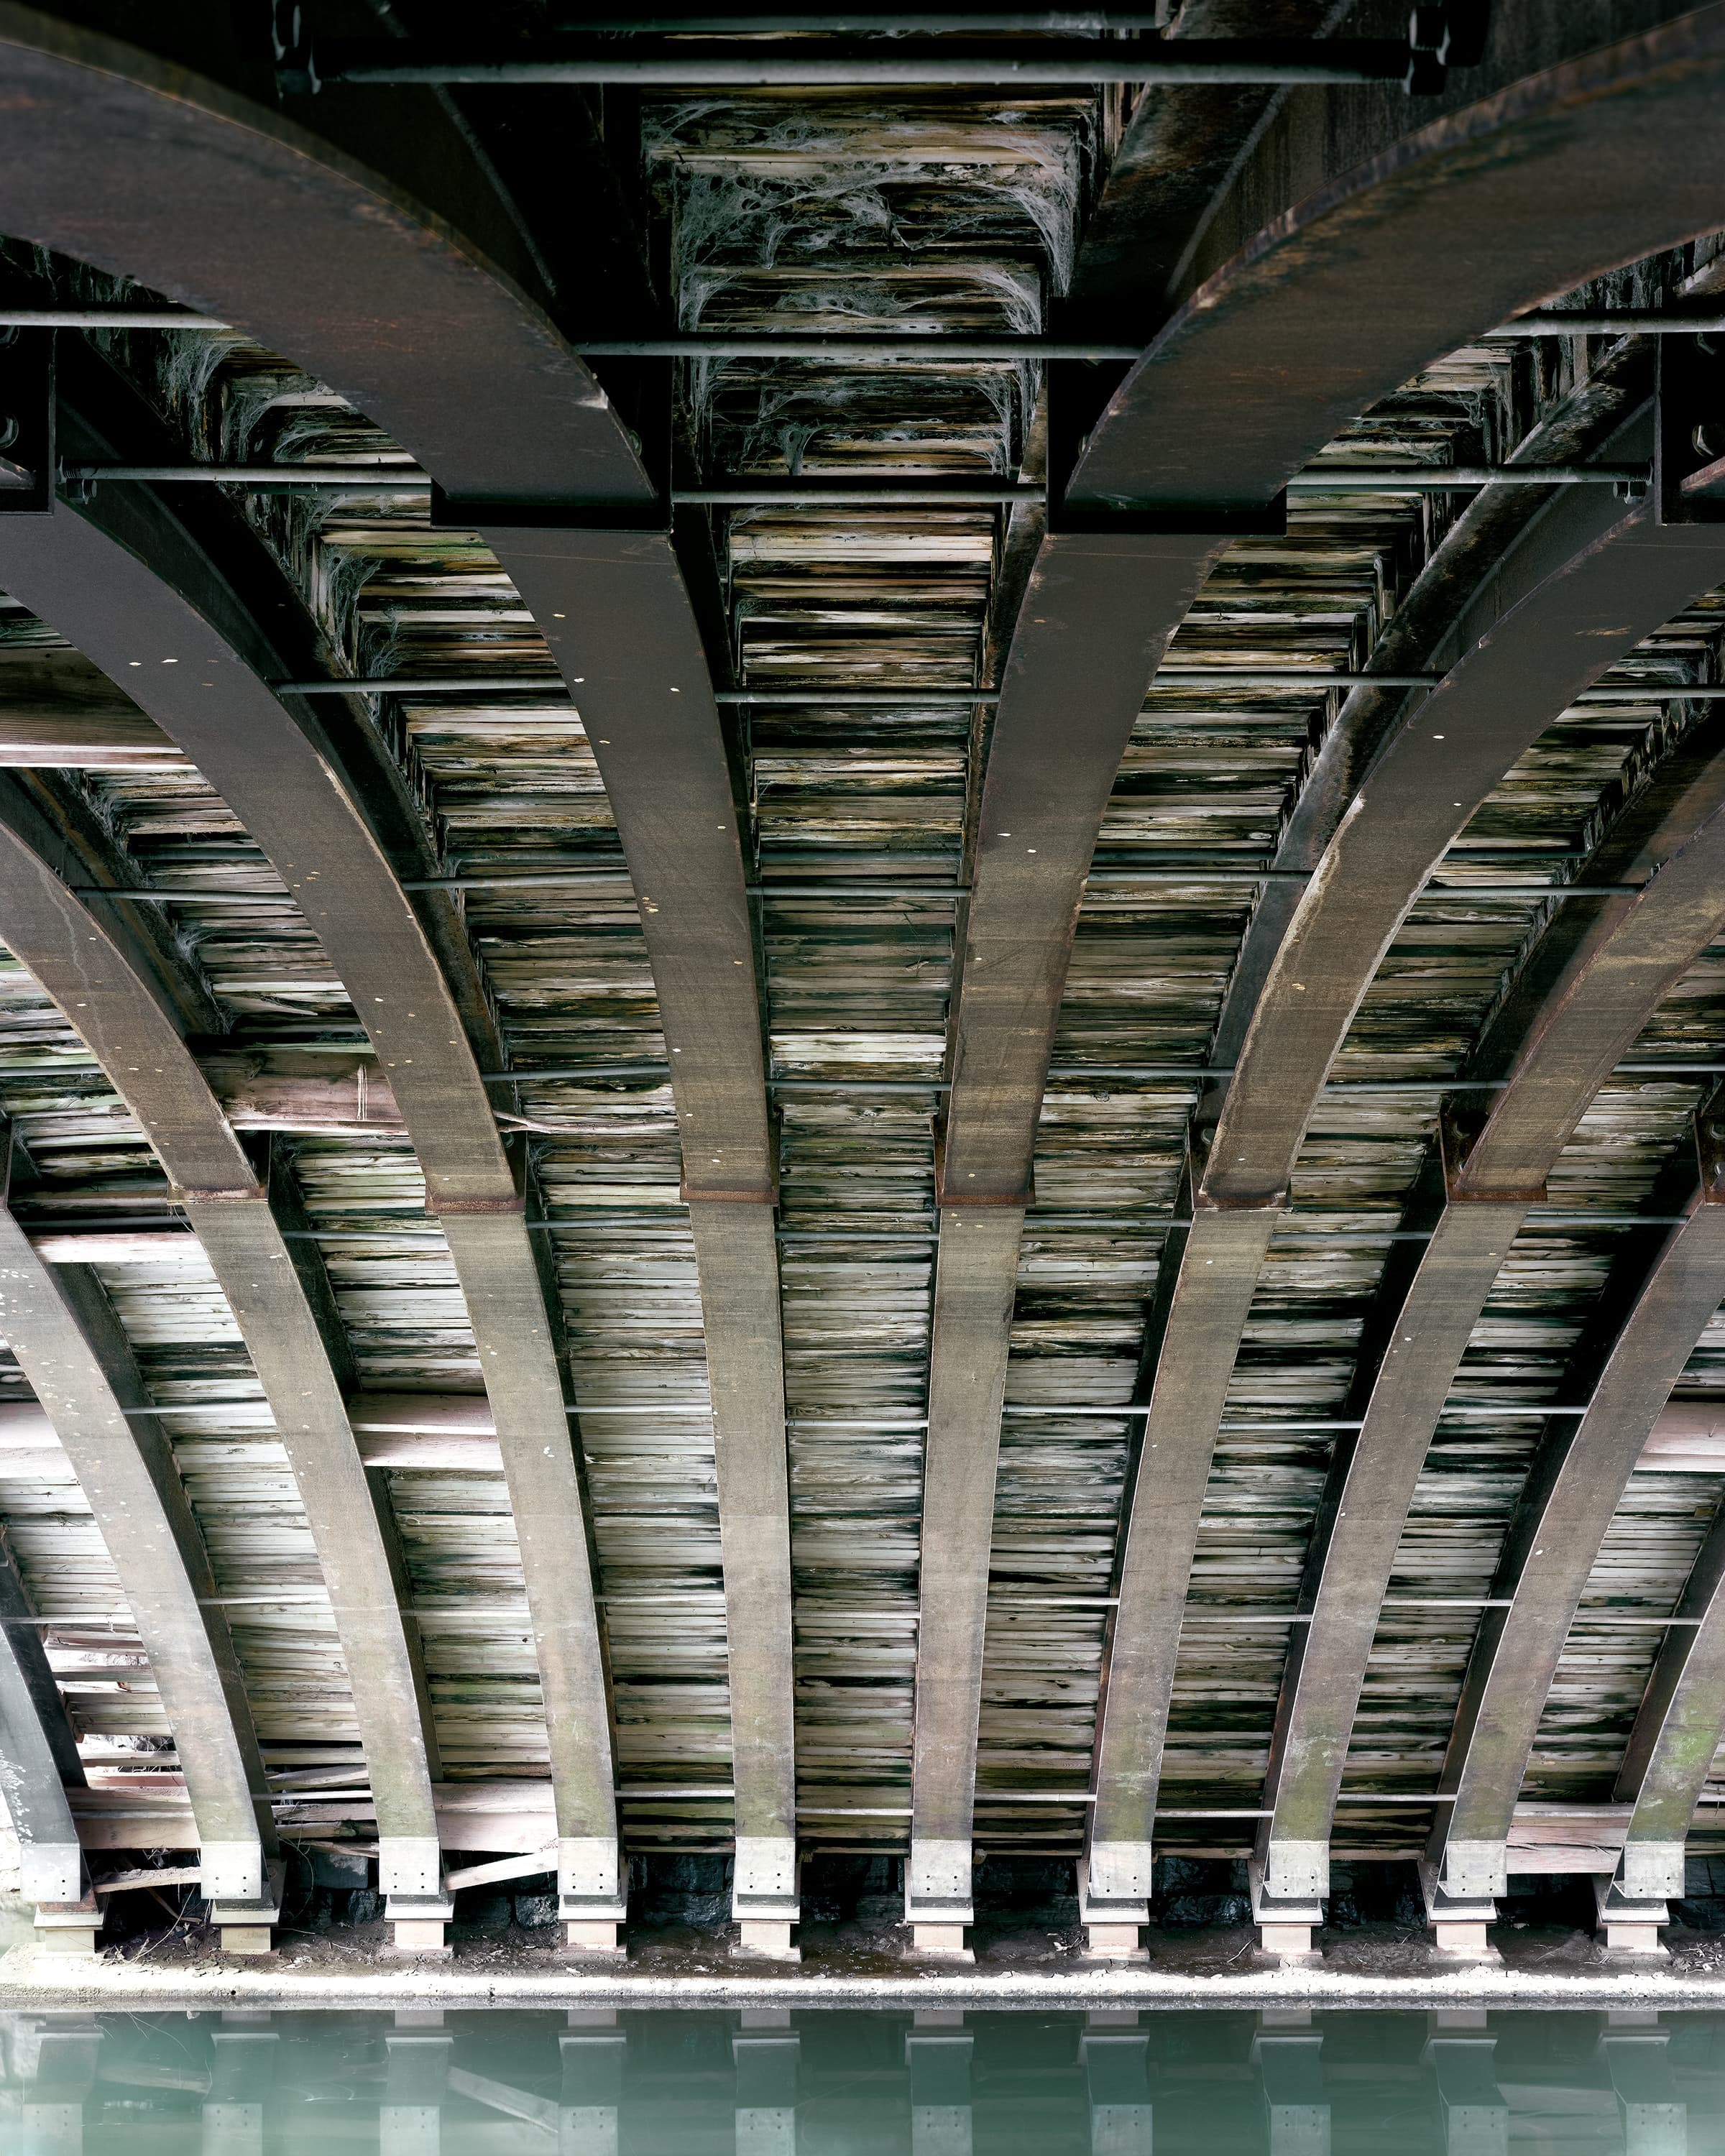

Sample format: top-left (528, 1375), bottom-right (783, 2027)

top-left (199, 1051), bottom-right (403, 1137)
top-left (0, 648), bottom-right (180, 767)
top-left (0, 1393), bottom-right (509, 1474)
top-left (1634, 1403), bottom-right (1725, 1473)
top-left (441, 1845), bottom-right (556, 1892)
top-left (92, 1866), bottom-right (203, 1895)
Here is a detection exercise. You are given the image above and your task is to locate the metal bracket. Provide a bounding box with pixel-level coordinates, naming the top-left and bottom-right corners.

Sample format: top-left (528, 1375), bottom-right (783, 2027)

top-left (1655, 335), bottom-right (1725, 526)
top-left (0, 329), bottom-right (55, 515)
top-left (1439, 1099), bottom-right (1548, 1205)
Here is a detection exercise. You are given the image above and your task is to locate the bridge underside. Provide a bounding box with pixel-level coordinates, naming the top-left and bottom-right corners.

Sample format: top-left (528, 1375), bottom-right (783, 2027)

top-left (1, 0), bottom-right (1725, 1976)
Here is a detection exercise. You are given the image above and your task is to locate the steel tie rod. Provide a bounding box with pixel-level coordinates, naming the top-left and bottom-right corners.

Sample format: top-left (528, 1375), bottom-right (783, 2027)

top-left (9, 310), bottom-right (1724, 346)
top-left (61, 464), bottom-right (1652, 497)
top-left (280, 33), bottom-right (1435, 91)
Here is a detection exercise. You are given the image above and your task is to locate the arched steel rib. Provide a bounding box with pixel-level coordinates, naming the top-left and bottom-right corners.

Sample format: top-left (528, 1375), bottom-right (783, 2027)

top-left (0, 1529), bottom-right (83, 1909)
top-left (1258, 704), bottom-right (1725, 1912)
top-left (1093, 487), bottom-right (1725, 1912)
top-left (0, 489), bottom-right (627, 1935)
top-left (1613, 1452), bottom-right (1725, 1898)
top-left (0, 797), bottom-right (443, 1903)
top-left (908, 7), bottom-right (1725, 1928)
top-left (0, 11), bottom-right (787, 1926)
top-left (0, 1171), bottom-right (276, 1915)
top-left (688, 1204), bottom-right (796, 1939)
top-left (479, 523), bottom-right (791, 1927)
top-left (906, 1207), bottom-right (1024, 1933)
top-left (1424, 1179), bottom-right (1725, 1904)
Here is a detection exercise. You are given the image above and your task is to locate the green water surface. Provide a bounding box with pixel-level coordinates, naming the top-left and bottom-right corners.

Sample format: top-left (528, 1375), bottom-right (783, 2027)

top-left (4, 2007), bottom-right (1720, 2152)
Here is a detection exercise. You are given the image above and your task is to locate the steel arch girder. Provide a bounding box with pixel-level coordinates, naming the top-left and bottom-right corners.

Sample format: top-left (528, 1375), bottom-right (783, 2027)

top-left (0, 1207), bottom-right (274, 1904)
top-left (1261, 698), bottom-right (1725, 1902)
top-left (0, 11), bottom-right (788, 1885)
top-left (0, 1529), bottom-right (83, 1905)
top-left (1432, 1198), bottom-right (1725, 1900)
top-left (0, 801), bottom-right (443, 1886)
top-left (920, 11), bottom-right (1725, 1915)
top-left (0, 484), bottom-right (631, 1886)
top-left (1616, 1500), bottom-right (1725, 1896)
top-left (1087, 494), bottom-right (1725, 1896)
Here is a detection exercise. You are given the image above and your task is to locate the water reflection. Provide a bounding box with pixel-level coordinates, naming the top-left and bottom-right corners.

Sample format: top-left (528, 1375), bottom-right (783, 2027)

top-left (0, 2007), bottom-right (1718, 2152)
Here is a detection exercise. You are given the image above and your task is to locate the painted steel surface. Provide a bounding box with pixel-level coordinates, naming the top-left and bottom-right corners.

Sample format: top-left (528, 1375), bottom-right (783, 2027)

top-left (0, 1531), bottom-right (83, 1903)
top-left (908, 1206), bottom-right (1024, 1919)
top-left (0, 16), bottom-right (789, 1895)
top-left (1075, 14), bottom-right (1725, 1900)
top-left (0, 806), bottom-right (443, 1884)
top-left (1431, 1199), bottom-right (1725, 1899)
top-left (1261, 673), bottom-right (1725, 1902)
top-left (0, 1210), bottom-right (273, 1901)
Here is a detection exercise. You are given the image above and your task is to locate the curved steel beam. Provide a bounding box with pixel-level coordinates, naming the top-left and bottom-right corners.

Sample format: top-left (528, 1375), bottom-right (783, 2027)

top-left (1614, 1444), bottom-right (1725, 1899)
top-left (0, 12), bottom-right (790, 1934)
top-left (0, 795), bottom-right (446, 1919)
top-left (1425, 1170), bottom-right (1725, 1908)
top-left (481, 521), bottom-right (790, 1938)
top-left (1091, 476), bottom-right (1725, 1922)
top-left (0, 485), bottom-right (625, 1942)
top-left (0, 11), bottom-right (770, 1182)
top-left (689, 1204), bottom-right (797, 1951)
top-left (913, 6), bottom-right (1725, 1939)
top-left (0, 1528), bottom-right (83, 1919)
top-left (0, 1144), bottom-right (278, 1940)
top-left (1258, 702), bottom-right (1725, 1926)
top-left (906, 1206), bottom-right (1023, 1943)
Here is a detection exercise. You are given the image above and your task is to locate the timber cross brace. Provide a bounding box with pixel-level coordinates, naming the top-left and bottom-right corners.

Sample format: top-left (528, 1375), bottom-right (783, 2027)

top-left (0, 0), bottom-right (1722, 1979)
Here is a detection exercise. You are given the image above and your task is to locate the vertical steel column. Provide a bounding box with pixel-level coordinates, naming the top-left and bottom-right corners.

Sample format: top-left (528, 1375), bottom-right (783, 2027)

top-left (1424, 2017), bottom-right (1508, 2156)
top-left (1253, 2014), bottom-right (1328, 2156)
top-left (381, 2013), bottom-right (452, 2156)
top-left (908, 1206), bottom-right (1024, 1952)
top-left (1613, 1496), bottom-right (1725, 1922)
top-left (690, 1208), bottom-right (796, 1958)
top-left (1601, 2019), bottom-right (1687, 2156)
top-left (14, 2017), bottom-right (101, 2156)
top-left (493, 522), bottom-right (793, 1954)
